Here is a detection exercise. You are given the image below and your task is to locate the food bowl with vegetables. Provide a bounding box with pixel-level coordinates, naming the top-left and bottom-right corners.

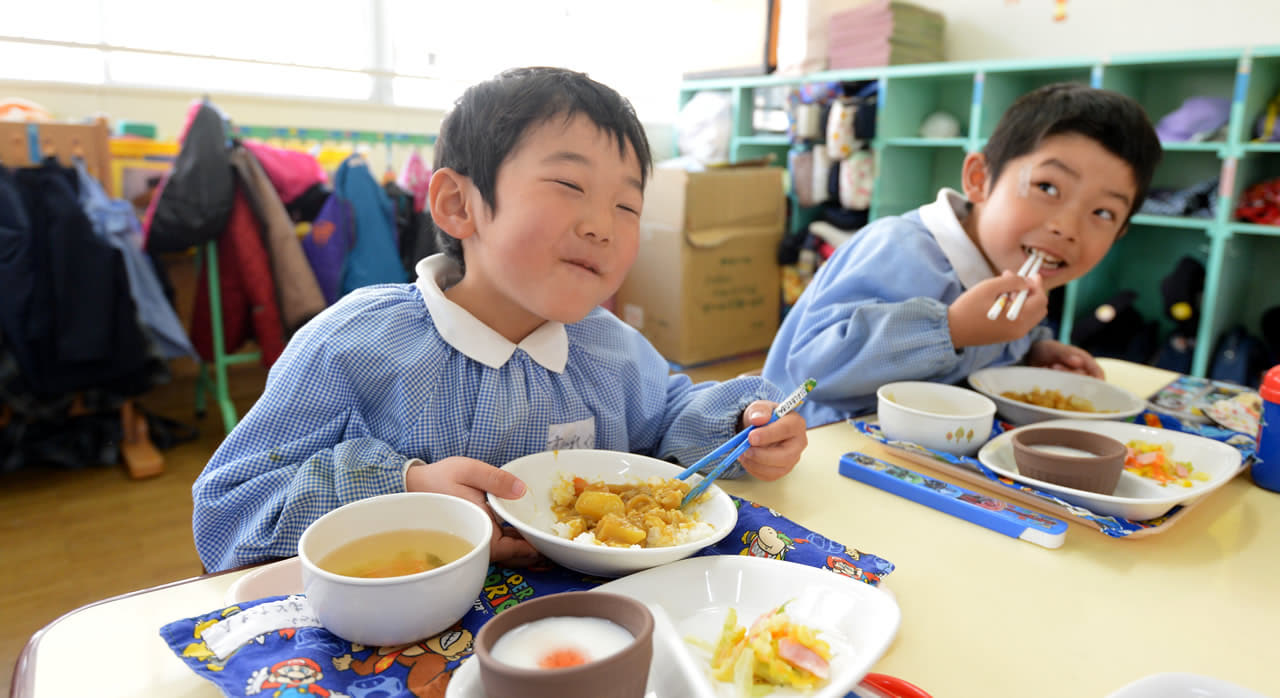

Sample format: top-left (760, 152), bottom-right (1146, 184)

top-left (968, 366), bottom-right (1145, 425)
top-left (488, 449), bottom-right (738, 577)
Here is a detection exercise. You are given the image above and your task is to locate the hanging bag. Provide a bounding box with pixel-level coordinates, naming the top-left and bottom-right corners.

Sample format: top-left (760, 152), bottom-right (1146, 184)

top-left (144, 102), bottom-right (234, 253)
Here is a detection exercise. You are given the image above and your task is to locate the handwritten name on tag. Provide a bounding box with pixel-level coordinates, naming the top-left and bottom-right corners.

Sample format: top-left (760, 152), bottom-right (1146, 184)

top-left (203, 595), bottom-right (323, 660)
top-left (546, 416), bottom-right (595, 451)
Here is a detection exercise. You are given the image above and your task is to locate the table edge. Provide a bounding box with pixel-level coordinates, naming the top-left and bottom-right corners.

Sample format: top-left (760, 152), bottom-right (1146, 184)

top-left (10, 559), bottom-right (283, 698)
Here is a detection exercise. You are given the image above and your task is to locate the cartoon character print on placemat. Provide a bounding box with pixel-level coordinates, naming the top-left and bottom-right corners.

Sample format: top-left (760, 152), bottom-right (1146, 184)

top-left (739, 524), bottom-right (797, 560)
top-left (703, 497), bottom-right (896, 586)
top-left (161, 497), bottom-right (897, 696)
top-left (326, 624), bottom-right (472, 698)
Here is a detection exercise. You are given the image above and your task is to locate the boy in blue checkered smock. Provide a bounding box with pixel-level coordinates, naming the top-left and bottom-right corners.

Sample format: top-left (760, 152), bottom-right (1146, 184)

top-left (192, 67), bottom-right (809, 573)
top-left (764, 84), bottom-right (1163, 426)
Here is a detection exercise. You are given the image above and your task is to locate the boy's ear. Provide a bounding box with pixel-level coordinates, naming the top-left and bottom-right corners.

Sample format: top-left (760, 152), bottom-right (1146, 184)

top-left (428, 168), bottom-right (477, 240)
top-left (961, 151), bottom-right (991, 204)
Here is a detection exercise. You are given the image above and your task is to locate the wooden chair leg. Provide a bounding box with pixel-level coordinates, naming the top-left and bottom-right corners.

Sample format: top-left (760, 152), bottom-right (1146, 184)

top-left (119, 400), bottom-right (164, 479)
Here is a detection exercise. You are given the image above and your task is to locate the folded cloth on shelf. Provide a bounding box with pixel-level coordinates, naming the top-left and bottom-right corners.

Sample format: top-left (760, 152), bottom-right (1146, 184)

top-left (1139, 177), bottom-right (1219, 218)
top-left (160, 496), bottom-right (895, 698)
top-left (1155, 96), bottom-right (1231, 142)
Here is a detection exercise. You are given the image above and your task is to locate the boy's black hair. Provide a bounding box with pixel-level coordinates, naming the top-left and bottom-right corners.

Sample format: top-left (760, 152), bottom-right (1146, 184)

top-left (432, 66), bottom-right (653, 270)
top-left (982, 82), bottom-right (1163, 226)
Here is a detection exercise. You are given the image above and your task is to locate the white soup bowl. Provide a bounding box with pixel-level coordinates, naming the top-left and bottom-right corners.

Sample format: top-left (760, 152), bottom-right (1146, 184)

top-left (298, 492), bottom-right (491, 646)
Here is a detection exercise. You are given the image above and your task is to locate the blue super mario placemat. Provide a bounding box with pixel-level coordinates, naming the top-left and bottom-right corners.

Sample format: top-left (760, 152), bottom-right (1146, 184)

top-left (161, 496), bottom-right (894, 698)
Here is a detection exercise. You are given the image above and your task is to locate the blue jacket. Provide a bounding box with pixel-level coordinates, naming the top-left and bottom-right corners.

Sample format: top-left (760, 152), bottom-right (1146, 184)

top-left (334, 155), bottom-right (407, 294)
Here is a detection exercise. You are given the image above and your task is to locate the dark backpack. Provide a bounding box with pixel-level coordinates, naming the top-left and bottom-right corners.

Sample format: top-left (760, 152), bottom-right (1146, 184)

top-left (144, 103), bottom-right (234, 253)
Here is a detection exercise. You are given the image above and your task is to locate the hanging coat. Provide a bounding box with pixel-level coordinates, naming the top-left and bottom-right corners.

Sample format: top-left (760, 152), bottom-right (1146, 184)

top-left (301, 193), bottom-right (354, 306)
top-left (3, 160), bottom-right (161, 398)
top-left (229, 146), bottom-right (326, 333)
top-left (190, 189), bottom-right (286, 368)
top-left (74, 160), bottom-right (197, 360)
top-left (334, 155), bottom-right (407, 294)
top-left (242, 139), bottom-right (328, 206)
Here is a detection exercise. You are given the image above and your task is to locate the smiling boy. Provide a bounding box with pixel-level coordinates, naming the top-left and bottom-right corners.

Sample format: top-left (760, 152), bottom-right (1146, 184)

top-left (762, 83), bottom-right (1162, 425)
top-left (192, 67), bottom-right (808, 573)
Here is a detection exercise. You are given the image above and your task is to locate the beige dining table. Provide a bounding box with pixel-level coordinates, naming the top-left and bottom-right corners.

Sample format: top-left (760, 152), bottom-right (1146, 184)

top-left (13, 359), bottom-right (1279, 698)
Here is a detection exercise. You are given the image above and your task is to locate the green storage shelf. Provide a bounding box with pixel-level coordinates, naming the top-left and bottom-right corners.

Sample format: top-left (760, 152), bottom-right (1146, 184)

top-left (1230, 222), bottom-right (1280, 237)
top-left (1128, 214), bottom-right (1214, 230)
top-left (880, 72), bottom-right (975, 140)
top-left (879, 137), bottom-right (968, 148)
top-left (680, 44), bottom-right (1280, 377)
top-left (1159, 142), bottom-right (1228, 154)
top-left (736, 134), bottom-right (790, 146)
top-left (976, 64), bottom-right (1095, 139)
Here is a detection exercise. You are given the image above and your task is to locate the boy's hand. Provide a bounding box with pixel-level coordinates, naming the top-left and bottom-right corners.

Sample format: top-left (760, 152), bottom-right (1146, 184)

top-left (406, 456), bottom-right (541, 566)
top-left (949, 270), bottom-right (1048, 348)
top-left (736, 401), bottom-right (808, 481)
top-left (1027, 339), bottom-right (1104, 379)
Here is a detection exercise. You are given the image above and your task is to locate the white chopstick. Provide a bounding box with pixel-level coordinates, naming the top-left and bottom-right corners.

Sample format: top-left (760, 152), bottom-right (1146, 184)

top-left (986, 250), bottom-right (1043, 321)
top-left (1004, 252), bottom-right (1046, 321)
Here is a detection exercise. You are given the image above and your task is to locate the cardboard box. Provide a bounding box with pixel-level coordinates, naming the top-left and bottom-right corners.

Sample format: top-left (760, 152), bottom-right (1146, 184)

top-left (617, 167), bottom-right (786, 367)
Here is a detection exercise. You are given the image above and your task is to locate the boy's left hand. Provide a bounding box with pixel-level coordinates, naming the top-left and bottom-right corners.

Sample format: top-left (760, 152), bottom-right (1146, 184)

top-left (1027, 339), bottom-right (1104, 379)
top-left (736, 400), bottom-right (808, 481)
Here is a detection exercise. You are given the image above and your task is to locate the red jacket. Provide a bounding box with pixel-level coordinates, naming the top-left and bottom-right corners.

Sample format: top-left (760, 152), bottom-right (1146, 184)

top-left (190, 189), bottom-right (285, 367)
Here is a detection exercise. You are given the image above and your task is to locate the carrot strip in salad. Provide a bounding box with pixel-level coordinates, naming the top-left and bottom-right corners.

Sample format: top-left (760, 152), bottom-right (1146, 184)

top-left (1124, 440), bottom-right (1209, 488)
top-left (705, 603), bottom-right (832, 695)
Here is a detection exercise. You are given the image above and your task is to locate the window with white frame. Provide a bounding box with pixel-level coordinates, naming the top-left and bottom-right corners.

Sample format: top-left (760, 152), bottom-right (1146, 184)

top-left (0, 0), bottom-right (686, 120)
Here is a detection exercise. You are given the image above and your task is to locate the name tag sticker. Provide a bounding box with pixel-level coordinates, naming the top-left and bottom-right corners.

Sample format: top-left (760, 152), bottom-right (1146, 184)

top-left (546, 416), bottom-right (595, 451)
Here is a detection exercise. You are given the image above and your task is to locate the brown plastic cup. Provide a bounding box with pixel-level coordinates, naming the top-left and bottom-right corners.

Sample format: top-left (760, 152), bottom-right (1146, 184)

top-left (1011, 427), bottom-right (1128, 495)
top-left (474, 591), bottom-right (654, 698)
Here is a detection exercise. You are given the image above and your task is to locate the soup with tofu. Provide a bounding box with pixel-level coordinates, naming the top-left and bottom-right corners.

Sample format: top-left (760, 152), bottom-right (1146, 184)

top-left (317, 528), bottom-right (473, 578)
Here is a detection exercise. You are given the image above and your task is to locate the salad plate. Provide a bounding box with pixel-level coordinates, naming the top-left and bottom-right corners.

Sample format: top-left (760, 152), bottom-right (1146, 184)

top-left (594, 555), bottom-right (901, 698)
top-left (977, 419), bottom-right (1243, 520)
top-left (448, 555), bottom-right (901, 698)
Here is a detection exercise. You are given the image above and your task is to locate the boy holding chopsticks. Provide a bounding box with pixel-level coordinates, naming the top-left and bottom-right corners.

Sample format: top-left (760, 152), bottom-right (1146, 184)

top-left (763, 83), bottom-right (1162, 425)
top-left (192, 67), bottom-right (807, 573)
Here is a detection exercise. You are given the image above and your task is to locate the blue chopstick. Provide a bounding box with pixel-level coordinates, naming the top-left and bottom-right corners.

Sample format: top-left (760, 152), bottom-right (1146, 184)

top-left (673, 429), bottom-right (749, 482)
top-left (677, 378), bottom-right (817, 507)
top-left (681, 436), bottom-right (754, 506)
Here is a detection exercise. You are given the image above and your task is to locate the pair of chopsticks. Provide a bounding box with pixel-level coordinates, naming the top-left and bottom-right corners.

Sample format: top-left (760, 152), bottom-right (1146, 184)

top-left (674, 379), bottom-right (817, 507)
top-left (986, 249), bottom-right (1044, 322)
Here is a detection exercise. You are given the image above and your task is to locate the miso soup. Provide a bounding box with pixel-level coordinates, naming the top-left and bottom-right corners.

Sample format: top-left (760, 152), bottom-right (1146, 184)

top-left (318, 528), bottom-right (473, 578)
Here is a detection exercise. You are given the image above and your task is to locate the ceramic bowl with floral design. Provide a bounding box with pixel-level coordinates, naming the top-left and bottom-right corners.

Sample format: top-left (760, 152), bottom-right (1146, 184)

top-left (876, 381), bottom-right (996, 456)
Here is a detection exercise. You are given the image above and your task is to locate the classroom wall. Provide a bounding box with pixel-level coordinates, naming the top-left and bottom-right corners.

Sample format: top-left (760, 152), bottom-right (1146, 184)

top-left (885, 0), bottom-right (1280, 62)
top-left (0, 78), bottom-right (675, 175)
top-left (10, 0), bottom-right (1272, 172)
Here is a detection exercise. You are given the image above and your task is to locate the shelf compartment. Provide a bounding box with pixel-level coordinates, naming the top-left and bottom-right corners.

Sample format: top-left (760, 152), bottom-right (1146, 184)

top-left (1243, 143), bottom-right (1280, 154)
top-left (879, 72), bottom-right (975, 140)
top-left (1207, 233), bottom-right (1280, 362)
top-left (1098, 55), bottom-right (1239, 140)
top-left (1150, 150), bottom-right (1226, 190)
top-left (872, 144), bottom-right (964, 219)
top-left (1228, 152), bottom-right (1280, 224)
top-left (1066, 222), bottom-right (1211, 344)
top-left (976, 65), bottom-right (1095, 139)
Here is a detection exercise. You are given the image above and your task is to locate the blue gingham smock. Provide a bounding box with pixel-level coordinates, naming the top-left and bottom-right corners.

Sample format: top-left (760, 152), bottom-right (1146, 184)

top-left (763, 189), bottom-right (1053, 426)
top-left (193, 255), bottom-right (783, 572)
